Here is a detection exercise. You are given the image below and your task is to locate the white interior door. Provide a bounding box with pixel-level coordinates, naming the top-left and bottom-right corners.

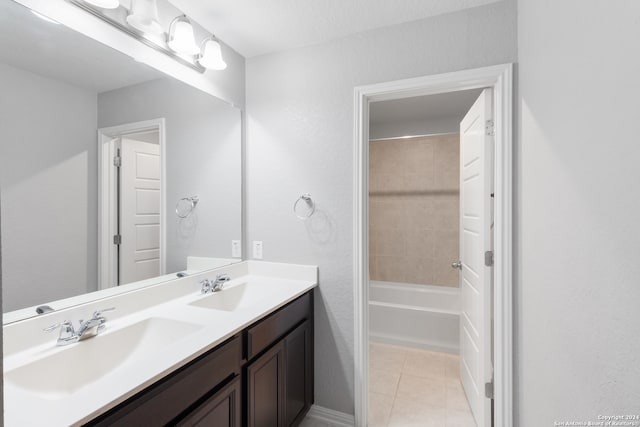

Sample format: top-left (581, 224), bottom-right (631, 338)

top-left (119, 138), bottom-right (161, 285)
top-left (459, 88), bottom-right (493, 427)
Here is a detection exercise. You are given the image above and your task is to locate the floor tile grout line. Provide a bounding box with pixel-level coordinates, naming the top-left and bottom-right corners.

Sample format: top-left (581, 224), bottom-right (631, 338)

top-left (386, 388), bottom-right (400, 427)
top-left (370, 343), bottom-right (474, 426)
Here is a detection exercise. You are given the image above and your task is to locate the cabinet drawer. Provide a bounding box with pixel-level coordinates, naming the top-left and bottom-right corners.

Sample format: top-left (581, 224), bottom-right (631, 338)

top-left (176, 376), bottom-right (241, 427)
top-left (86, 335), bottom-right (242, 426)
top-left (246, 292), bottom-right (311, 360)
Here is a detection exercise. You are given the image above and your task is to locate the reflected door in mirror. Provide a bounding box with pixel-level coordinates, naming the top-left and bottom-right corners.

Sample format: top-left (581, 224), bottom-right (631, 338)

top-left (119, 137), bottom-right (162, 285)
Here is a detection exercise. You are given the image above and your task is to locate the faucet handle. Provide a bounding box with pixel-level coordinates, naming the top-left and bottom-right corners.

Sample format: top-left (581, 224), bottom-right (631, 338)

top-left (93, 307), bottom-right (116, 318)
top-left (211, 274), bottom-right (230, 292)
top-left (200, 278), bottom-right (212, 294)
top-left (44, 320), bottom-right (77, 343)
top-left (43, 320), bottom-right (73, 333)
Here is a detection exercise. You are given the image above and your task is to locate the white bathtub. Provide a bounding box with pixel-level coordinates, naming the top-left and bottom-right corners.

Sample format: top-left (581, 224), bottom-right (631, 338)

top-left (369, 281), bottom-right (460, 353)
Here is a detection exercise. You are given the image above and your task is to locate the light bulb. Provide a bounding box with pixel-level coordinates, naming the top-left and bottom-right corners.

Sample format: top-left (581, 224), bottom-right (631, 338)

top-left (198, 38), bottom-right (227, 70)
top-left (127, 0), bottom-right (162, 35)
top-left (167, 16), bottom-right (199, 56)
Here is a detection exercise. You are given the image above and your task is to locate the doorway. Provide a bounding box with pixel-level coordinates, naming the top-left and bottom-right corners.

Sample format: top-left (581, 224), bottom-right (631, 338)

top-left (353, 64), bottom-right (513, 426)
top-left (98, 119), bottom-right (166, 289)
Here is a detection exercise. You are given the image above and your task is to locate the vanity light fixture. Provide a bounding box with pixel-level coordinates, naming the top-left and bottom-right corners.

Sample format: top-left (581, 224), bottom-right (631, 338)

top-left (126, 0), bottom-right (162, 35)
top-left (82, 0), bottom-right (119, 9)
top-left (167, 15), bottom-right (200, 56)
top-left (67, 0), bottom-right (215, 73)
top-left (198, 36), bottom-right (227, 70)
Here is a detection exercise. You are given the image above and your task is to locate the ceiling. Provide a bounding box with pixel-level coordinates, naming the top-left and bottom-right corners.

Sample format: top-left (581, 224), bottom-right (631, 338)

top-left (370, 89), bottom-right (483, 126)
top-left (169, 0), bottom-right (501, 58)
top-left (0, 1), bottom-right (163, 93)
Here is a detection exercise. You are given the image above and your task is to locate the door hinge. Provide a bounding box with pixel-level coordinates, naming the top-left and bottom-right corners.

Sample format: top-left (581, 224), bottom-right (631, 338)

top-left (484, 250), bottom-right (494, 267)
top-left (485, 119), bottom-right (495, 136)
top-left (485, 382), bottom-right (494, 399)
top-left (113, 155), bottom-right (121, 168)
top-left (113, 234), bottom-right (122, 245)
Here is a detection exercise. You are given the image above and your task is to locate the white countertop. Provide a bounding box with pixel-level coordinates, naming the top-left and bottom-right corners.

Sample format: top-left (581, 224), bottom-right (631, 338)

top-left (3, 261), bottom-right (317, 427)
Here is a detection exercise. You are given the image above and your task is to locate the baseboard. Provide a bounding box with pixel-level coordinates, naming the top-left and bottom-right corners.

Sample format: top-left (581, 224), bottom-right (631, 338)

top-left (370, 332), bottom-right (459, 354)
top-left (305, 405), bottom-right (355, 426)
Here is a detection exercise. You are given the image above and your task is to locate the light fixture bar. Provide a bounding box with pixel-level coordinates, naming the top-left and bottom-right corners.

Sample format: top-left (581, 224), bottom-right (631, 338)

top-left (31, 10), bottom-right (61, 24)
top-left (67, 0), bottom-right (205, 73)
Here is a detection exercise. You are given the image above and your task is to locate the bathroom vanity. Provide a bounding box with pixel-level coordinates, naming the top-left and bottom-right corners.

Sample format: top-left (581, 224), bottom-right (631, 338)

top-left (3, 261), bottom-right (317, 427)
top-left (88, 293), bottom-right (313, 426)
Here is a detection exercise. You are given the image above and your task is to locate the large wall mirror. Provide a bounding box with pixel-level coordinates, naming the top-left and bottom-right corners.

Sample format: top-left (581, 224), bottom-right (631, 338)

top-left (0, 0), bottom-right (243, 322)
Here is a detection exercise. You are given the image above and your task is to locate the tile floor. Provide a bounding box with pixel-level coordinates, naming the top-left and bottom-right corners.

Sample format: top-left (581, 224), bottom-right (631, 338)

top-left (368, 342), bottom-right (476, 427)
top-left (300, 342), bottom-right (476, 427)
top-left (299, 418), bottom-right (337, 427)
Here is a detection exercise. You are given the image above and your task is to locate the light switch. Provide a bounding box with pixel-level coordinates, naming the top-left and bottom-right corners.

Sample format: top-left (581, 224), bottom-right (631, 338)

top-left (231, 240), bottom-right (241, 258)
top-left (252, 241), bottom-right (263, 259)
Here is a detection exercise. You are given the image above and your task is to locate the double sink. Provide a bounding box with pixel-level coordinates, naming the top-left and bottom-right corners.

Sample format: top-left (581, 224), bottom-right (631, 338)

top-left (5, 280), bottom-right (288, 401)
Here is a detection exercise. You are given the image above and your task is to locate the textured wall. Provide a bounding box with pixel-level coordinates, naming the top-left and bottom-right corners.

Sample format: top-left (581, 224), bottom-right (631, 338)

top-left (0, 63), bottom-right (98, 311)
top-left (369, 135), bottom-right (460, 287)
top-left (516, 1), bottom-right (640, 424)
top-left (246, 1), bottom-right (516, 414)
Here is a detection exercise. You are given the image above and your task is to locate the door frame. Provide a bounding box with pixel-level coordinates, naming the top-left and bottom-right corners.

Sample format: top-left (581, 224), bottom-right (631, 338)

top-left (97, 118), bottom-right (167, 290)
top-left (353, 63), bottom-right (513, 426)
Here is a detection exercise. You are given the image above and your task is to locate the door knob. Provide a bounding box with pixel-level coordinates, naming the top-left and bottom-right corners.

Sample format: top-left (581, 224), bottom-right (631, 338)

top-left (451, 261), bottom-right (462, 270)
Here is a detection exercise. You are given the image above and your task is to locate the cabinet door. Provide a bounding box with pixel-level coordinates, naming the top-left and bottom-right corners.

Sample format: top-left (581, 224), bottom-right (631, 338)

top-left (247, 341), bottom-right (285, 427)
top-left (177, 376), bottom-right (241, 427)
top-left (284, 320), bottom-right (313, 426)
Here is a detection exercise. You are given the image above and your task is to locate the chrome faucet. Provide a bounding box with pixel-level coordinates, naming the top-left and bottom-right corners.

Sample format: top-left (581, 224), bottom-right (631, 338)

top-left (200, 274), bottom-right (231, 294)
top-left (44, 307), bottom-right (115, 346)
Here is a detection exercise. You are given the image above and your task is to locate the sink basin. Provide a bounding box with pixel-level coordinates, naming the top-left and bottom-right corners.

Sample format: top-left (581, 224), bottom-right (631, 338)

top-left (5, 317), bottom-right (202, 399)
top-left (189, 283), bottom-right (269, 311)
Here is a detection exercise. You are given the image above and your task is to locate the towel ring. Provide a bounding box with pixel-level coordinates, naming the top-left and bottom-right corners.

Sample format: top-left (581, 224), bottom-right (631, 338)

top-left (176, 196), bottom-right (199, 218)
top-left (293, 193), bottom-right (315, 219)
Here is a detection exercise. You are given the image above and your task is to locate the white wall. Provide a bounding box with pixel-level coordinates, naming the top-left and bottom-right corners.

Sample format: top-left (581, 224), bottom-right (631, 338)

top-left (516, 1), bottom-right (640, 424)
top-left (0, 62), bottom-right (98, 311)
top-left (246, 1), bottom-right (517, 414)
top-left (98, 78), bottom-right (242, 273)
top-left (370, 116), bottom-right (461, 140)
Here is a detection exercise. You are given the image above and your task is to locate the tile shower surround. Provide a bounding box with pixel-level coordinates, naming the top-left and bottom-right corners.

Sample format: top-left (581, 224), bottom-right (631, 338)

top-left (369, 134), bottom-right (460, 287)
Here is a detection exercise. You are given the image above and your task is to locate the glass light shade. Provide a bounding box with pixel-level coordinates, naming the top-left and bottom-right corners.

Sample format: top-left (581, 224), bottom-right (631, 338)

top-left (83, 0), bottom-right (119, 9)
top-left (198, 38), bottom-right (227, 70)
top-left (167, 16), bottom-right (200, 56)
top-left (127, 0), bottom-right (162, 35)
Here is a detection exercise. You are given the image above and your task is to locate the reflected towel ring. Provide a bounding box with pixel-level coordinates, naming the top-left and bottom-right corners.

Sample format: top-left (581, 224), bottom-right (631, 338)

top-left (176, 196), bottom-right (199, 218)
top-left (293, 193), bottom-right (315, 219)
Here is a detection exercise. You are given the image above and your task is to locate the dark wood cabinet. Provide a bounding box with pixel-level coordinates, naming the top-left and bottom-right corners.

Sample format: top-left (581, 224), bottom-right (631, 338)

top-left (247, 341), bottom-right (286, 427)
top-left (284, 320), bottom-right (313, 427)
top-left (177, 376), bottom-right (241, 427)
top-left (247, 320), bottom-right (313, 427)
top-left (246, 293), bottom-right (311, 360)
top-left (85, 290), bottom-right (313, 427)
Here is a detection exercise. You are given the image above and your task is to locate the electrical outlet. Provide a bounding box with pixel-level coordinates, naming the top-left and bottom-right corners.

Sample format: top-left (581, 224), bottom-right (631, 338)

top-left (231, 240), bottom-right (241, 258)
top-left (252, 241), bottom-right (263, 259)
